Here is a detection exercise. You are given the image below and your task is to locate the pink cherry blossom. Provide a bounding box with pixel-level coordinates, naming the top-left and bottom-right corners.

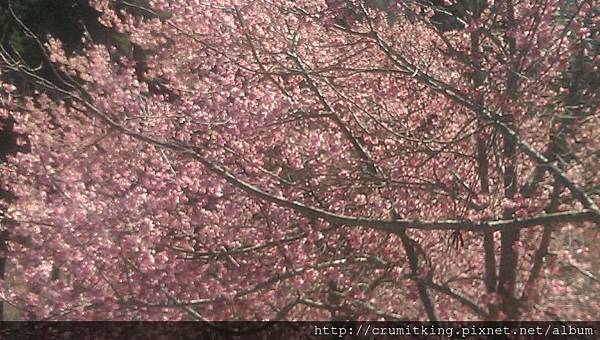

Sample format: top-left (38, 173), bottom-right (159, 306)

top-left (0, 0), bottom-right (598, 322)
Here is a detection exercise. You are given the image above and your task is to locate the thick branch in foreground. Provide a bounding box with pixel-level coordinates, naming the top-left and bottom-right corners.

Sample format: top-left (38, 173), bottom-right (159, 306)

top-left (397, 228), bottom-right (437, 321)
top-left (124, 134), bottom-right (600, 234)
top-left (6, 81), bottom-right (600, 237)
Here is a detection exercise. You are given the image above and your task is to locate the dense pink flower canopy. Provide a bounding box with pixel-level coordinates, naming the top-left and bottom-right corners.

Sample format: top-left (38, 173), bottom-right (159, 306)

top-left (0, 0), bottom-right (598, 320)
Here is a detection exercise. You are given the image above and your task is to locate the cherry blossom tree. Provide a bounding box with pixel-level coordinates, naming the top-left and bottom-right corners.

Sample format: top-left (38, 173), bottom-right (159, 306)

top-left (0, 0), bottom-right (598, 320)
